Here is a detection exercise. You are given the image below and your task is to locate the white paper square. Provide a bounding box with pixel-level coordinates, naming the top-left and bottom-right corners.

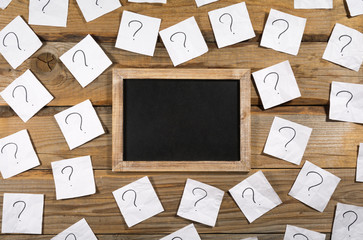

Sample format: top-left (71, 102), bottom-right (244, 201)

top-left (0, 70), bottom-right (53, 122)
top-left (0, 130), bottom-right (40, 179)
top-left (1, 193), bottom-right (44, 234)
top-left (289, 161), bottom-right (341, 212)
top-left (129, 0), bottom-right (166, 3)
top-left (60, 34), bottom-right (112, 88)
top-left (284, 225), bottom-right (326, 240)
top-left (112, 176), bottom-right (164, 227)
top-left (160, 17), bottom-right (208, 66)
top-left (76, 0), bottom-right (121, 22)
top-left (0, 16), bottom-right (42, 69)
top-left (208, 2), bottom-right (255, 48)
top-left (252, 60), bottom-right (301, 109)
top-left (329, 81), bottom-right (363, 124)
top-left (51, 218), bottom-right (97, 240)
top-left (0, 0), bottom-right (12, 9)
top-left (229, 171), bottom-right (282, 223)
top-left (356, 143), bottom-right (363, 182)
top-left (29, 0), bottom-right (69, 27)
top-left (160, 224), bottom-right (201, 240)
top-left (332, 203), bottom-right (363, 240)
top-left (260, 9), bottom-right (306, 56)
top-left (346, 0), bottom-right (363, 17)
top-left (51, 156), bottom-right (96, 200)
top-left (115, 11), bottom-right (161, 56)
top-left (177, 179), bottom-right (224, 227)
top-left (263, 117), bottom-right (312, 165)
top-left (195, 0), bottom-right (218, 8)
top-left (294, 0), bottom-right (332, 9)
top-left (323, 23), bottom-right (363, 72)
top-left (54, 99), bottom-right (105, 150)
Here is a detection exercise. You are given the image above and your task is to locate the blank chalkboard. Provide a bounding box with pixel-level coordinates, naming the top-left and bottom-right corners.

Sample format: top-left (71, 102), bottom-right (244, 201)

top-left (112, 69), bottom-right (251, 172)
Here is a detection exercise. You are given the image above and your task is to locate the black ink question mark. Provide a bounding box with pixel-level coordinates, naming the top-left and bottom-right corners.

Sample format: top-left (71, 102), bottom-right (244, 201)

top-left (278, 126), bottom-right (296, 151)
top-left (338, 35), bottom-right (352, 56)
top-left (95, 0), bottom-right (102, 8)
top-left (65, 112), bottom-right (86, 133)
top-left (72, 50), bottom-right (93, 69)
top-left (13, 200), bottom-right (26, 221)
top-left (293, 233), bottom-right (309, 240)
top-left (306, 171), bottom-right (324, 196)
top-left (12, 85), bottom-right (34, 106)
top-left (192, 187), bottom-right (207, 211)
top-left (122, 189), bottom-right (141, 211)
top-left (170, 32), bottom-right (189, 52)
top-left (343, 210), bottom-right (358, 237)
top-left (38, 0), bottom-right (51, 13)
top-left (65, 233), bottom-right (77, 240)
top-left (1, 142), bottom-right (19, 164)
top-left (272, 19), bottom-right (289, 43)
top-left (219, 13), bottom-right (235, 34)
top-left (336, 90), bottom-right (353, 113)
top-left (172, 237), bottom-right (183, 240)
top-left (128, 20), bottom-right (143, 40)
top-left (263, 72), bottom-right (280, 94)
top-left (242, 187), bottom-right (260, 206)
top-left (61, 166), bottom-right (73, 187)
top-left (3, 32), bottom-right (24, 51)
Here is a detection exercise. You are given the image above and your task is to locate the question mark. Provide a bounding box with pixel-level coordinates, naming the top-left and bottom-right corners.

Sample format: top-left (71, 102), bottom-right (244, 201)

top-left (128, 20), bottom-right (143, 41)
top-left (192, 187), bottom-right (207, 212)
top-left (242, 187), bottom-right (260, 206)
top-left (1, 142), bottom-right (19, 164)
top-left (219, 13), bottom-right (235, 35)
top-left (38, 0), bottom-right (51, 13)
top-left (65, 112), bottom-right (86, 133)
top-left (95, 0), bottom-right (102, 8)
top-left (122, 189), bottom-right (141, 211)
top-left (61, 166), bottom-right (73, 187)
top-left (72, 50), bottom-right (93, 70)
top-left (65, 233), bottom-right (77, 240)
top-left (272, 19), bottom-right (289, 43)
top-left (338, 35), bottom-right (352, 57)
top-left (343, 210), bottom-right (358, 237)
top-left (306, 171), bottom-right (324, 196)
top-left (172, 237), bottom-right (183, 240)
top-left (12, 85), bottom-right (34, 106)
top-left (170, 32), bottom-right (189, 52)
top-left (293, 233), bottom-right (309, 240)
top-left (263, 72), bottom-right (280, 94)
top-left (2, 32), bottom-right (25, 51)
top-left (278, 126), bottom-right (296, 151)
top-left (13, 200), bottom-right (26, 221)
top-left (336, 90), bottom-right (353, 113)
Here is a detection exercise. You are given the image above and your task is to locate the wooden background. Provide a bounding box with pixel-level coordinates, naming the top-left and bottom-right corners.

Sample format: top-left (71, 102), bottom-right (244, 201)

top-left (0, 0), bottom-right (362, 239)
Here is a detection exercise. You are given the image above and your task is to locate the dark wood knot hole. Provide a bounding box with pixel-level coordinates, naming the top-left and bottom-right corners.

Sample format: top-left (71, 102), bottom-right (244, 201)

top-left (36, 52), bottom-right (57, 72)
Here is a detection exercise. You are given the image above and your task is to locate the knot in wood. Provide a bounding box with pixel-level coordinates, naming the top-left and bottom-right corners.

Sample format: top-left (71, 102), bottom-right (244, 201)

top-left (36, 52), bottom-right (57, 72)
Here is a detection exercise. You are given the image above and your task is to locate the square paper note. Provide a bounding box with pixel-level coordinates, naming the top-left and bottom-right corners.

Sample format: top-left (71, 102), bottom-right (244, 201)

top-left (294, 0), bottom-right (332, 9)
top-left (332, 203), bottom-right (363, 240)
top-left (0, 16), bottom-right (42, 69)
top-left (51, 156), bottom-right (96, 200)
top-left (160, 224), bottom-right (201, 240)
top-left (0, 130), bottom-right (40, 179)
top-left (29, 0), bottom-right (69, 27)
top-left (260, 9), bottom-right (306, 56)
top-left (0, 0), bottom-right (12, 9)
top-left (329, 81), bottom-right (363, 124)
top-left (0, 69), bottom-right (53, 122)
top-left (323, 23), bottom-right (363, 72)
top-left (356, 143), bottom-right (363, 182)
top-left (76, 0), bottom-right (121, 22)
top-left (60, 34), bottom-right (112, 88)
top-left (208, 2), bottom-right (255, 48)
top-left (284, 225), bottom-right (326, 240)
top-left (51, 218), bottom-right (97, 240)
top-left (177, 179), bottom-right (224, 227)
top-left (346, 0), bottom-right (363, 17)
top-left (195, 0), bottom-right (218, 8)
top-left (115, 11), bottom-right (161, 56)
top-left (1, 193), bottom-right (44, 234)
top-left (54, 99), bottom-right (105, 150)
top-left (289, 160), bottom-right (341, 212)
top-left (264, 117), bottom-right (312, 165)
top-left (229, 171), bottom-right (282, 223)
top-left (252, 60), bottom-right (301, 109)
top-left (113, 176), bottom-right (164, 227)
top-left (160, 17), bottom-right (208, 66)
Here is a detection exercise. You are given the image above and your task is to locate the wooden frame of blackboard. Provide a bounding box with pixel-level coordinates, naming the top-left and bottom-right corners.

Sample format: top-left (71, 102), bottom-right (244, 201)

top-left (112, 69), bottom-right (251, 172)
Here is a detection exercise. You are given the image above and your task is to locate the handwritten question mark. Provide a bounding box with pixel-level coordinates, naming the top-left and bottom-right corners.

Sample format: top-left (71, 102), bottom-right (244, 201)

top-left (38, 0), bottom-right (51, 13)
top-left (171, 237), bottom-right (183, 240)
top-left (338, 35), bottom-right (352, 56)
top-left (128, 20), bottom-right (143, 40)
top-left (72, 50), bottom-right (93, 70)
top-left (12, 85), bottom-right (34, 106)
top-left (192, 187), bottom-right (207, 211)
top-left (293, 233), bottom-right (309, 240)
top-left (343, 210), bottom-right (358, 237)
top-left (278, 126), bottom-right (296, 151)
top-left (2, 32), bottom-right (25, 51)
top-left (61, 166), bottom-right (73, 187)
top-left (95, 0), bottom-right (102, 8)
top-left (242, 187), bottom-right (260, 206)
top-left (272, 19), bottom-right (289, 43)
top-left (1, 142), bottom-right (19, 164)
top-left (336, 90), bottom-right (353, 113)
top-left (13, 200), bottom-right (26, 221)
top-left (306, 171), bottom-right (323, 196)
top-left (170, 32), bottom-right (189, 52)
top-left (219, 13), bottom-right (235, 34)
top-left (122, 189), bottom-right (141, 211)
top-left (65, 233), bottom-right (77, 240)
top-left (263, 72), bottom-right (280, 94)
top-left (65, 112), bottom-right (86, 133)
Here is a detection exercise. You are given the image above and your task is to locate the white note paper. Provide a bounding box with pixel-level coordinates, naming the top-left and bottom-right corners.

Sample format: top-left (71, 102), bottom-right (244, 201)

top-left (332, 203), bottom-right (363, 240)
top-left (0, 69), bottom-right (54, 122)
top-left (229, 171), bottom-right (282, 223)
top-left (284, 225), bottom-right (326, 240)
top-left (252, 60), bottom-right (301, 109)
top-left (0, 16), bottom-right (42, 69)
top-left (115, 11), bottom-right (161, 56)
top-left (160, 17), bottom-right (208, 66)
top-left (329, 81), bottom-right (363, 124)
top-left (51, 218), bottom-right (97, 240)
top-left (160, 224), bottom-right (201, 240)
top-left (0, 130), bottom-right (40, 179)
top-left (129, 0), bottom-right (166, 3)
top-left (208, 2), bottom-right (255, 48)
top-left (294, 0), bottom-right (333, 9)
top-left (356, 143), bottom-right (363, 182)
top-left (113, 176), bottom-right (164, 227)
top-left (264, 117), bottom-right (312, 165)
top-left (0, 0), bottom-right (12, 9)
top-left (289, 161), bottom-right (341, 212)
top-left (76, 0), bottom-right (121, 22)
top-left (346, 0), bottom-right (363, 17)
top-left (260, 9), bottom-right (306, 56)
top-left (54, 99), bottom-right (105, 150)
top-left (1, 193), bottom-right (44, 234)
top-left (29, 0), bottom-right (69, 27)
top-left (323, 23), bottom-right (363, 72)
top-left (195, 0), bottom-right (218, 8)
